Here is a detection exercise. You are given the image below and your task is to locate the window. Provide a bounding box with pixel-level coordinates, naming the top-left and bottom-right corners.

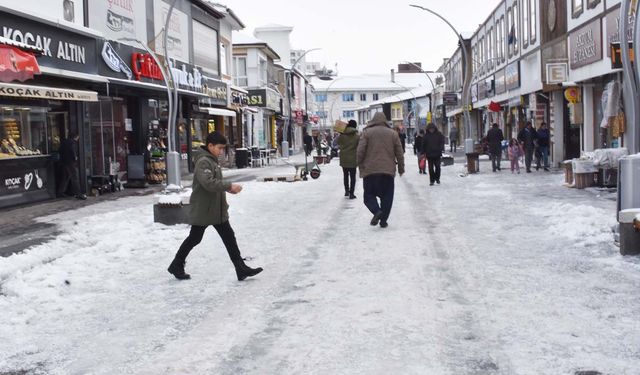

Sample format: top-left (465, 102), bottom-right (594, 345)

top-left (220, 42), bottom-right (228, 76)
top-left (507, 8), bottom-right (512, 58)
top-left (522, 0), bottom-right (529, 48)
top-left (193, 21), bottom-right (219, 75)
top-left (342, 93), bottom-right (354, 102)
top-left (513, 4), bottom-right (519, 54)
top-left (360, 93), bottom-right (367, 101)
top-left (572, 0), bottom-right (584, 18)
top-left (258, 58), bottom-right (267, 87)
top-left (498, 17), bottom-right (504, 62)
top-left (233, 56), bottom-right (247, 86)
top-left (530, 0), bottom-right (536, 43)
top-left (317, 110), bottom-right (327, 119)
top-left (342, 110), bottom-right (355, 118)
top-left (373, 93), bottom-right (379, 101)
top-left (315, 94), bottom-right (327, 102)
top-left (587, 0), bottom-right (601, 9)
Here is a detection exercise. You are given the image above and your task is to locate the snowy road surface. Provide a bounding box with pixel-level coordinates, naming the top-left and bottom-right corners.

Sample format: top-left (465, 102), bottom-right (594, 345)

top-left (1, 154), bottom-right (639, 375)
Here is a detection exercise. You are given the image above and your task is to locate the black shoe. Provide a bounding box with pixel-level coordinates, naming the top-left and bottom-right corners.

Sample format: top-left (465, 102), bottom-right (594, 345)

top-left (349, 194), bottom-right (357, 199)
top-left (536, 166), bottom-right (539, 171)
top-left (344, 192), bottom-right (349, 197)
top-left (526, 170), bottom-right (532, 173)
top-left (430, 182), bottom-right (434, 186)
top-left (168, 259), bottom-right (191, 280)
top-left (544, 167), bottom-right (550, 171)
top-left (370, 211), bottom-right (383, 226)
top-left (235, 263), bottom-right (263, 281)
top-left (379, 221), bottom-right (388, 228)
top-left (436, 180), bottom-right (440, 184)
top-left (75, 194), bottom-right (87, 200)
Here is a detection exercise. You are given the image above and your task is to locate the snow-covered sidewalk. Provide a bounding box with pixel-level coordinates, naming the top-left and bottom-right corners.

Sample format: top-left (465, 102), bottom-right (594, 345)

top-left (1, 153), bottom-right (639, 375)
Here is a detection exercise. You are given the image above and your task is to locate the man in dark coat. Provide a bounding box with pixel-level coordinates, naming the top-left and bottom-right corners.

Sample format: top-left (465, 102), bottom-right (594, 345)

top-left (536, 122), bottom-right (551, 171)
top-left (421, 123), bottom-right (445, 186)
top-left (57, 132), bottom-right (86, 200)
top-left (303, 130), bottom-right (313, 156)
top-left (357, 112), bottom-right (405, 229)
top-left (167, 131), bottom-right (263, 281)
top-left (449, 125), bottom-right (459, 153)
top-left (338, 119), bottom-right (360, 199)
top-left (517, 121), bottom-right (539, 173)
top-left (486, 123), bottom-right (504, 172)
top-left (414, 130), bottom-right (425, 174)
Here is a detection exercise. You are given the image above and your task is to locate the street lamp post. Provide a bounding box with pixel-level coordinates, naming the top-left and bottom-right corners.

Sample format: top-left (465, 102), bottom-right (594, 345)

top-left (409, 5), bottom-right (472, 145)
top-left (282, 48), bottom-right (321, 158)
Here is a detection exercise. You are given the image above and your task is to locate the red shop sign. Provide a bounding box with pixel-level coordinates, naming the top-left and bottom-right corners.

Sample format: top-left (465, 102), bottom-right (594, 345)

top-left (0, 45), bottom-right (40, 83)
top-left (131, 52), bottom-right (163, 81)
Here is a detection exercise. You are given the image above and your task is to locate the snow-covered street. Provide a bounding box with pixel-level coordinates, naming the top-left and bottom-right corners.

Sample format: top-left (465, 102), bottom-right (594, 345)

top-left (1, 154), bottom-right (639, 375)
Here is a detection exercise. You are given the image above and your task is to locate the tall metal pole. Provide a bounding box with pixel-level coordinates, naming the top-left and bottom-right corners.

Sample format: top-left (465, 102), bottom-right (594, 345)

top-left (283, 48), bottom-right (321, 158)
top-left (409, 5), bottom-right (472, 142)
top-left (162, 0), bottom-right (181, 190)
top-left (625, 0), bottom-right (640, 153)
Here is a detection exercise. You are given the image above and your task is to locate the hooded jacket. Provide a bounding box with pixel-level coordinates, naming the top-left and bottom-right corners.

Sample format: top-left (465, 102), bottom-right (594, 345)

top-left (421, 123), bottom-right (445, 158)
top-left (189, 146), bottom-right (232, 226)
top-left (356, 112), bottom-right (405, 178)
top-left (337, 126), bottom-right (359, 168)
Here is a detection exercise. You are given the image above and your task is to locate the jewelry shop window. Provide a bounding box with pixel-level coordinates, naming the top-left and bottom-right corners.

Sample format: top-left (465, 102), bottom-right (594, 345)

top-left (0, 106), bottom-right (48, 158)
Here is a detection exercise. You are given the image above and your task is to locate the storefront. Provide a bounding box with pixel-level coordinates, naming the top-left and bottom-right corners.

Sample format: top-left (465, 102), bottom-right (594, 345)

top-left (247, 88), bottom-right (281, 148)
top-left (0, 9), bottom-right (102, 208)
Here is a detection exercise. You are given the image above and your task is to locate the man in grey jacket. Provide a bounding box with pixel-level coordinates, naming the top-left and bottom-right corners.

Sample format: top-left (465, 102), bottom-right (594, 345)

top-left (357, 112), bottom-right (405, 228)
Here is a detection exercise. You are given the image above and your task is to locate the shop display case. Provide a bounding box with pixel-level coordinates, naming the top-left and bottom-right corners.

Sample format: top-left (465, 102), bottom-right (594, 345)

top-left (0, 106), bottom-right (48, 158)
top-left (146, 120), bottom-right (167, 184)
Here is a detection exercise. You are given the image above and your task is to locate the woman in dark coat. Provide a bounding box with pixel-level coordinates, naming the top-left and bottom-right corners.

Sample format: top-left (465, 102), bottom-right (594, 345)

top-left (486, 123), bottom-right (504, 172)
top-left (421, 123), bottom-right (445, 185)
top-left (338, 120), bottom-right (360, 199)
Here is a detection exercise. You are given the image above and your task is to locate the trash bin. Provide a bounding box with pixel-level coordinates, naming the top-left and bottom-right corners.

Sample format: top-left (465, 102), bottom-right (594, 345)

top-left (618, 208), bottom-right (640, 255)
top-left (618, 154), bottom-right (640, 215)
top-left (235, 148), bottom-right (248, 168)
top-left (466, 152), bottom-right (479, 174)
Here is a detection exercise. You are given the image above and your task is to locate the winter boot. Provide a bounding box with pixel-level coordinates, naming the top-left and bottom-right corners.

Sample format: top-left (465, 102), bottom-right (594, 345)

top-left (167, 259), bottom-right (191, 280)
top-left (233, 260), bottom-right (263, 281)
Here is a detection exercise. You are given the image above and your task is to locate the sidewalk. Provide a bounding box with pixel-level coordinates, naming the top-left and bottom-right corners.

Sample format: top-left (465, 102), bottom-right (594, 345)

top-left (0, 153), bottom-right (306, 257)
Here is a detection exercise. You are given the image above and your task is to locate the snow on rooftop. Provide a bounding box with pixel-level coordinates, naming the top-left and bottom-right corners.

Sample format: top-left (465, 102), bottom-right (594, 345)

top-left (232, 31), bottom-right (267, 45)
top-left (311, 73), bottom-right (431, 92)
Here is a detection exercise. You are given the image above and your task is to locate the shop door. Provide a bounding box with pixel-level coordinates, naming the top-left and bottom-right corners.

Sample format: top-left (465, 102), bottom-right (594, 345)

top-left (564, 102), bottom-right (581, 160)
top-left (46, 112), bottom-right (68, 154)
top-left (85, 99), bottom-right (127, 177)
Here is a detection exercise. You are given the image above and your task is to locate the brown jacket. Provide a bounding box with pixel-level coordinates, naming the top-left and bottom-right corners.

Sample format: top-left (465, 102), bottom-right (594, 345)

top-left (357, 112), bottom-right (405, 178)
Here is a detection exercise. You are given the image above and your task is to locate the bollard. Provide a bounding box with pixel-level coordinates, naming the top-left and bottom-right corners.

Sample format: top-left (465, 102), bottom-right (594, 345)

top-left (618, 208), bottom-right (640, 255)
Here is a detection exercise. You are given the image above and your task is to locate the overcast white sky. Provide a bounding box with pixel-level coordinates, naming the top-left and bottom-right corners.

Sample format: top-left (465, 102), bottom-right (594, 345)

top-left (229, 0), bottom-right (502, 75)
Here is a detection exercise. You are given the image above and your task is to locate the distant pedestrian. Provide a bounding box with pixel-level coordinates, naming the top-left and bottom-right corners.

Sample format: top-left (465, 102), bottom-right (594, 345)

top-left (449, 125), bottom-right (459, 153)
top-left (168, 132), bottom-right (263, 281)
top-left (303, 130), bottom-right (313, 157)
top-left (536, 122), bottom-right (551, 171)
top-left (57, 132), bottom-right (86, 200)
top-left (414, 129), bottom-right (426, 174)
top-left (338, 120), bottom-right (360, 199)
top-left (398, 128), bottom-right (407, 153)
top-left (508, 138), bottom-right (522, 174)
top-left (421, 123), bottom-right (445, 186)
top-left (486, 123), bottom-right (504, 172)
top-left (357, 112), bottom-right (405, 228)
top-left (517, 121), bottom-right (538, 173)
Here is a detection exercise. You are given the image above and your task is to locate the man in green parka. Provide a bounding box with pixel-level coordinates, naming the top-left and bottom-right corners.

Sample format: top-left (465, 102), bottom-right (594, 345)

top-left (338, 119), bottom-right (360, 199)
top-left (167, 132), bottom-right (263, 281)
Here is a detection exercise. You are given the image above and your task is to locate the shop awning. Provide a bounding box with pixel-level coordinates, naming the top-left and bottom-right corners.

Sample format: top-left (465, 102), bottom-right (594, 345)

top-left (0, 82), bottom-right (98, 101)
top-left (204, 107), bottom-right (237, 117)
top-left (244, 106), bottom-right (259, 113)
top-left (0, 45), bottom-right (40, 83)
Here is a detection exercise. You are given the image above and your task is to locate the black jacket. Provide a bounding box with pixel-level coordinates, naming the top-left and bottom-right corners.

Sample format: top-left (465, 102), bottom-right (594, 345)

top-left (59, 137), bottom-right (78, 165)
top-left (414, 135), bottom-right (424, 154)
top-left (421, 124), bottom-right (445, 158)
top-left (517, 127), bottom-right (538, 150)
top-left (486, 127), bottom-right (504, 155)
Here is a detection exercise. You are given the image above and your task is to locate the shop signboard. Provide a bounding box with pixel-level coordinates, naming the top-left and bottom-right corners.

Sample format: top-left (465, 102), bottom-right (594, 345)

top-left (153, 2), bottom-right (190, 63)
top-left (230, 89), bottom-right (249, 107)
top-left (494, 69), bottom-right (506, 95)
top-left (485, 77), bottom-right (495, 98)
top-left (605, 7), bottom-right (636, 58)
top-left (443, 92), bottom-right (458, 106)
top-left (247, 88), bottom-right (281, 112)
top-left (0, 9), bottom-right (98, 73)
top-left (505, 61), bottom-right (520, 90)
top-left (546, 62), bottom-right (568, 83)
top-left (569, 18), bottom-right (602, 69)
top-left (0, 81), bottom-right (98, 101)
top-left (88, 0), bottom-right (147, 44)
